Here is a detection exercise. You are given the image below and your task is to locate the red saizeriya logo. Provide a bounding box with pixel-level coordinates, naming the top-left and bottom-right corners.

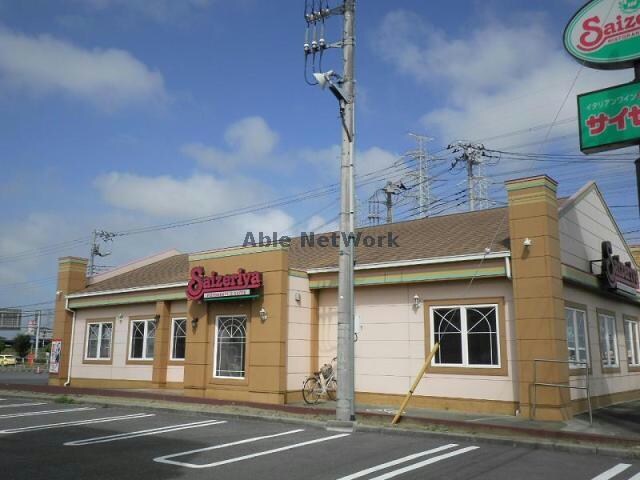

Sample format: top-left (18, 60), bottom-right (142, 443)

top-left (578, 13), bottom-right (640, 52)
top-left (186, 267), bottom-right (263, 301)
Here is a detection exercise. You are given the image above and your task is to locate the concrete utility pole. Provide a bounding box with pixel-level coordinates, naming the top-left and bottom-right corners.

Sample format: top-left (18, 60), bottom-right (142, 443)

top-left (337, 0), bottom-right (356, 423)
top-left (303, 0), bottom-right (356, 423)
top-left (34, 310), bottom-right (41, 360)
top-left (449, 141), bottom-right (489, 211)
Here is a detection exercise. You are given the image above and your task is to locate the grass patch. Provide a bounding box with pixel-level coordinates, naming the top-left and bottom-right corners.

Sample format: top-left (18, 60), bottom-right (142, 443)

top-left (53, 395), bottom-right (76, 404)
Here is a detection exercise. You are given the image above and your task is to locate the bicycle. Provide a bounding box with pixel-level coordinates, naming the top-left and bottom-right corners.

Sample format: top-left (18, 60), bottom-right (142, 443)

top-left (302, 357), bottom-right (337, 405)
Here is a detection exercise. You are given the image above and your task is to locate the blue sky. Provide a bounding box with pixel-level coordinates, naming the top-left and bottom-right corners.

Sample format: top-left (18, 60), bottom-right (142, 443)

top-left (0, 0), bottom-right (638, 322)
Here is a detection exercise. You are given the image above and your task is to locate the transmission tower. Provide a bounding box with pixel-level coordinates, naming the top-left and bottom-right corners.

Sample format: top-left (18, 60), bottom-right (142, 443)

top-left (404, 133), bottom-right (435, 218)
top-left (88, 230), bottom-right (117, 277)
top-left (448, 141), bottom-right (490, 211)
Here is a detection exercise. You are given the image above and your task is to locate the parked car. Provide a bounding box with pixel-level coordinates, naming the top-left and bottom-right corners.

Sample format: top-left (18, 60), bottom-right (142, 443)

top-left (0, 354), bottom-right (17, 366)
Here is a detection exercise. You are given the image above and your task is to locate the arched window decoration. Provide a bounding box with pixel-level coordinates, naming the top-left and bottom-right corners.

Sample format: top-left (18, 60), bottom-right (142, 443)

top-left (214, 316), bottom-right (247, 378)
top-left (431, 305), bottom-right (499, 367)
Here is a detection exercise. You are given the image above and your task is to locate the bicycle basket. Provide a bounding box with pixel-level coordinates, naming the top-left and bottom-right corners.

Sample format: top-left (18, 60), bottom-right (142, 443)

top-left (320, 363), bottom-right (333, 378)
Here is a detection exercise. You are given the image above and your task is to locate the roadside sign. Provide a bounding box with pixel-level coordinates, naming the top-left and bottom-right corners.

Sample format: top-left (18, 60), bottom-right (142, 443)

top-left (578, 81), bottom-right (640, 153)
top-left (49, 339), bottom-right (62, 374)
top-left (564, 0), bottom-right (640, 69)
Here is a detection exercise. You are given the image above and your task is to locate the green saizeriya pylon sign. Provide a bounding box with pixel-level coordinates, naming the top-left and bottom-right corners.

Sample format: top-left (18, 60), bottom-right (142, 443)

top-left (565, 0), bottom-right (640, 69)
top-left (578, 82), bottom-right (640, 153)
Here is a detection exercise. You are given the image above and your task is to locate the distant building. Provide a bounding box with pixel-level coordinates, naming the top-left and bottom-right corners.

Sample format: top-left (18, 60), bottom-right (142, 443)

top-left (0, 308), bottom-right (22, 342)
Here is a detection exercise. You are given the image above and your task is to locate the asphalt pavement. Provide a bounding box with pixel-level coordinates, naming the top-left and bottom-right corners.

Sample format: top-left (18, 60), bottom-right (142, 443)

top-left (0, 370), bottom-right (50, 386)
top-left (0, 396), bottom-right (638, 480)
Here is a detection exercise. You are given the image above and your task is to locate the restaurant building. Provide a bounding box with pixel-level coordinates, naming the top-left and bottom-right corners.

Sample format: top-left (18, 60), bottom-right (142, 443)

top-left (49, 176), bottom-right (640, 421)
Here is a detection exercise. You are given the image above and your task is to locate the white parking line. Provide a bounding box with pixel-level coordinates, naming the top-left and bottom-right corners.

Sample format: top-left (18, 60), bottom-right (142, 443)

top-left (337, 444), bottom-right (459, 480)
top-left (0, 402), bottom-right (48, 409)
top-left (155, 429), bottom-right (350, 469)
top-left (367, 446), bottom-right (480, 480)
top-left (65, 419), bottom-right (227, 446)
top-left (628, 473), bottom-right (640, 480)
top-left (591, 464), bottom-right (632, 480)
top-left (0, 407), bottom-right (95, 419)
top-left (0, 413), bottom-right (155, 434)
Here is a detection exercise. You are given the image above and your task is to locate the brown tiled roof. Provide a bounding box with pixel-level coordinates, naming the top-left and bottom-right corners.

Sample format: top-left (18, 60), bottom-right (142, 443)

top-left (289, 206), bottom-right (511, 270)
top-left (77, 207), bottom-right (511, 293)
top-left (81, 253), bottom-right (190, 293)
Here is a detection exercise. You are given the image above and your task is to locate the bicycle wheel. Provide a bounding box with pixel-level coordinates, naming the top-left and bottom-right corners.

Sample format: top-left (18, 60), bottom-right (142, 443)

top-left (302, 377), bottom-right (321, 405)
top-left (326, 378), bottom-right (337, 401)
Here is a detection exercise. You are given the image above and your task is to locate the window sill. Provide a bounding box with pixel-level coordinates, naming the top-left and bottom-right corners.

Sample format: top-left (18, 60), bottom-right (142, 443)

top-left (168, 359), bottom-right (185, 366)
top-left (601, 366), bottom-right (621, 374)
top-left (569, 367), bottom-right (591, 376)
top-left (126, 359), bottom-right (154, 365)
top-left (428, 364), bottom-right (508, 377)
top-left (628, 365), bottom-right (640, 373)
top-left (82, 358), bottom-right (112, 365)
top-left (209, 376), bottom-right (249, 387)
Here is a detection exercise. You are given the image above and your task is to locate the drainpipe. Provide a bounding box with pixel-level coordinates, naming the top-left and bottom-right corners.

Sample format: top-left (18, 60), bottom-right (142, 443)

top-left (505, 256), bottom-right (512, 280)
top-left (64, 296), bottom-right (76, 387)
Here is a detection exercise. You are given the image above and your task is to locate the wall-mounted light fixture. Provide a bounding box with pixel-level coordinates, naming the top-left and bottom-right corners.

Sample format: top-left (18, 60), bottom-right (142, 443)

top-left (523, 238), bottom-right (533, 247)
top-left (117, 313), bottom-right (124, 323)
top-left (413, 294), bottom-right (421, 310)
top-left (191, 317), bottom-right (199, 329)
top-left (154, 314), bottom-right (160, 323)
top-left (294, 292), bottom-right (302, 303)
top-left (259, 307), bottom-right (268, 322)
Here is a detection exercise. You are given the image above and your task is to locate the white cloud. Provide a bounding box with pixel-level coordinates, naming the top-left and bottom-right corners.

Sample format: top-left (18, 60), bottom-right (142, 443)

top-left (182, 116), bottom-right (279, 171)
top-left (70, 0), bottom-right (214, 24)
top-left (375, 10), bottom-right (629, 151)
top-left (0, 27), bottom-right (166, 110)
top-left (94, 172), bottom-right (269, 219)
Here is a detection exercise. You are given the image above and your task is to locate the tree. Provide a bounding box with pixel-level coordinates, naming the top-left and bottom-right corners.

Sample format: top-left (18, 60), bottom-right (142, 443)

top-left (13, 334), bottom-right (32, 359)
top-left (0, 337), bottom-right (5, 354)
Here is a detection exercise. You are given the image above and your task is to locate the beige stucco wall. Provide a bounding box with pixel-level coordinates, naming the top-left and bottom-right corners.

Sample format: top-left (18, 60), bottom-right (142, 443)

top-left (317, 277), bottom-right (517, 403)
top-left (565, 284), bottom-right (640, 400)
top-left (560, 188), bottom-right (636, 272)
top-left (287, 275), bottom-right (314, 391)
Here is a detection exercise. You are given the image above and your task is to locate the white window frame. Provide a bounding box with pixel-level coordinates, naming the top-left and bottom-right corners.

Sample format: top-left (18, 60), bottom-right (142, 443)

top-left (128, 319), bottom-right (156, 361)
top-left (566, 307), bottom-right (590, 369)
top-left (429, 304), bottom-right (501, 369)
top-left (624, 318), bottom-right (640, 367)
top-left (170, 317), bottom-right (187, 361)
top-left (598, 312), bottom-right (619, 369)
top-left (84, 321), bottom-right (113, 361)
top-left (213, 315), bottom-right (248, 379)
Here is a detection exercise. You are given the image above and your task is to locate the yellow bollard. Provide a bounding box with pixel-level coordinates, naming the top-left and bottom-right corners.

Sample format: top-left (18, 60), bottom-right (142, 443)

top-left (391, 342), bottom-right (440, 425)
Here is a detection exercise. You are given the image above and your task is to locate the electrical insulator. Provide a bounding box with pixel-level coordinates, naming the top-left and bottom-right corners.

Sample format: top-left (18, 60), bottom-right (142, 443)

top-left (305, 13), bottom-right (313, 22)
top-left (304, 43), bottom-right (311, 53)
top-left (319, 38), bottom-right (326, 49)
top-left (311, 40), bottom-right (318, 51)
top-left (322, 8), bottom-right (330, 17)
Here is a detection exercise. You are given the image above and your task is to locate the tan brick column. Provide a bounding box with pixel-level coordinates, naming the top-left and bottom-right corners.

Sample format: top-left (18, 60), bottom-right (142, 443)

top-left (506, 176), bottom-right (571, 421)
top-left (184, 299), bottom-right (208, 397)
top-left (49, 257), bottom-right (88, 386)
top-left (152, 301), bottom-right (171, 387)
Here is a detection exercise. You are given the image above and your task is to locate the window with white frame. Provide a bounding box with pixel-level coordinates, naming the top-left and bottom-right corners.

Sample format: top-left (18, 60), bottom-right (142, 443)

top-left (598, 313), bottom-right (619, 368)
top-left (129, 319), bottom-right (156, 360)
top-left (214, 315), bottom-right (247, 378)
top-left (431, 305), bottom-right (500, 367)
top-left (624, 318), bottom-right (640, 367)
top-left (566, 308), bottom-right (589, 369)
top-left (85, 322), bottom-right (113, 360)
top-left (171, 318), bottom-right (187, 360)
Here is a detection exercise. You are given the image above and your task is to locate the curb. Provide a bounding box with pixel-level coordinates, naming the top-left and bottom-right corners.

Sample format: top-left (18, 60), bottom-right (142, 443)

top-left (2, 386), bottom-right (639, 459)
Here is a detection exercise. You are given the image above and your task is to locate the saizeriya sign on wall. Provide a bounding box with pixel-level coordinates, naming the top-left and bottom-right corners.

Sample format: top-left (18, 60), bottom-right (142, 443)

top-left (564, 0), bottom-right (640, 69)
top-left (186, 267), bottom-right (263, 301)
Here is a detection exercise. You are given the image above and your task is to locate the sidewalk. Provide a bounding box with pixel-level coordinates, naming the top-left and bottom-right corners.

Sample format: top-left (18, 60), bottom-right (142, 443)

top-left (1, 382), bottom-right (639, 457)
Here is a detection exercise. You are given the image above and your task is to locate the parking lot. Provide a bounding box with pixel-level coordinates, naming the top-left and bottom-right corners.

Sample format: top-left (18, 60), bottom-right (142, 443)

top-left (0, 396), bottom-right (638, 480)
